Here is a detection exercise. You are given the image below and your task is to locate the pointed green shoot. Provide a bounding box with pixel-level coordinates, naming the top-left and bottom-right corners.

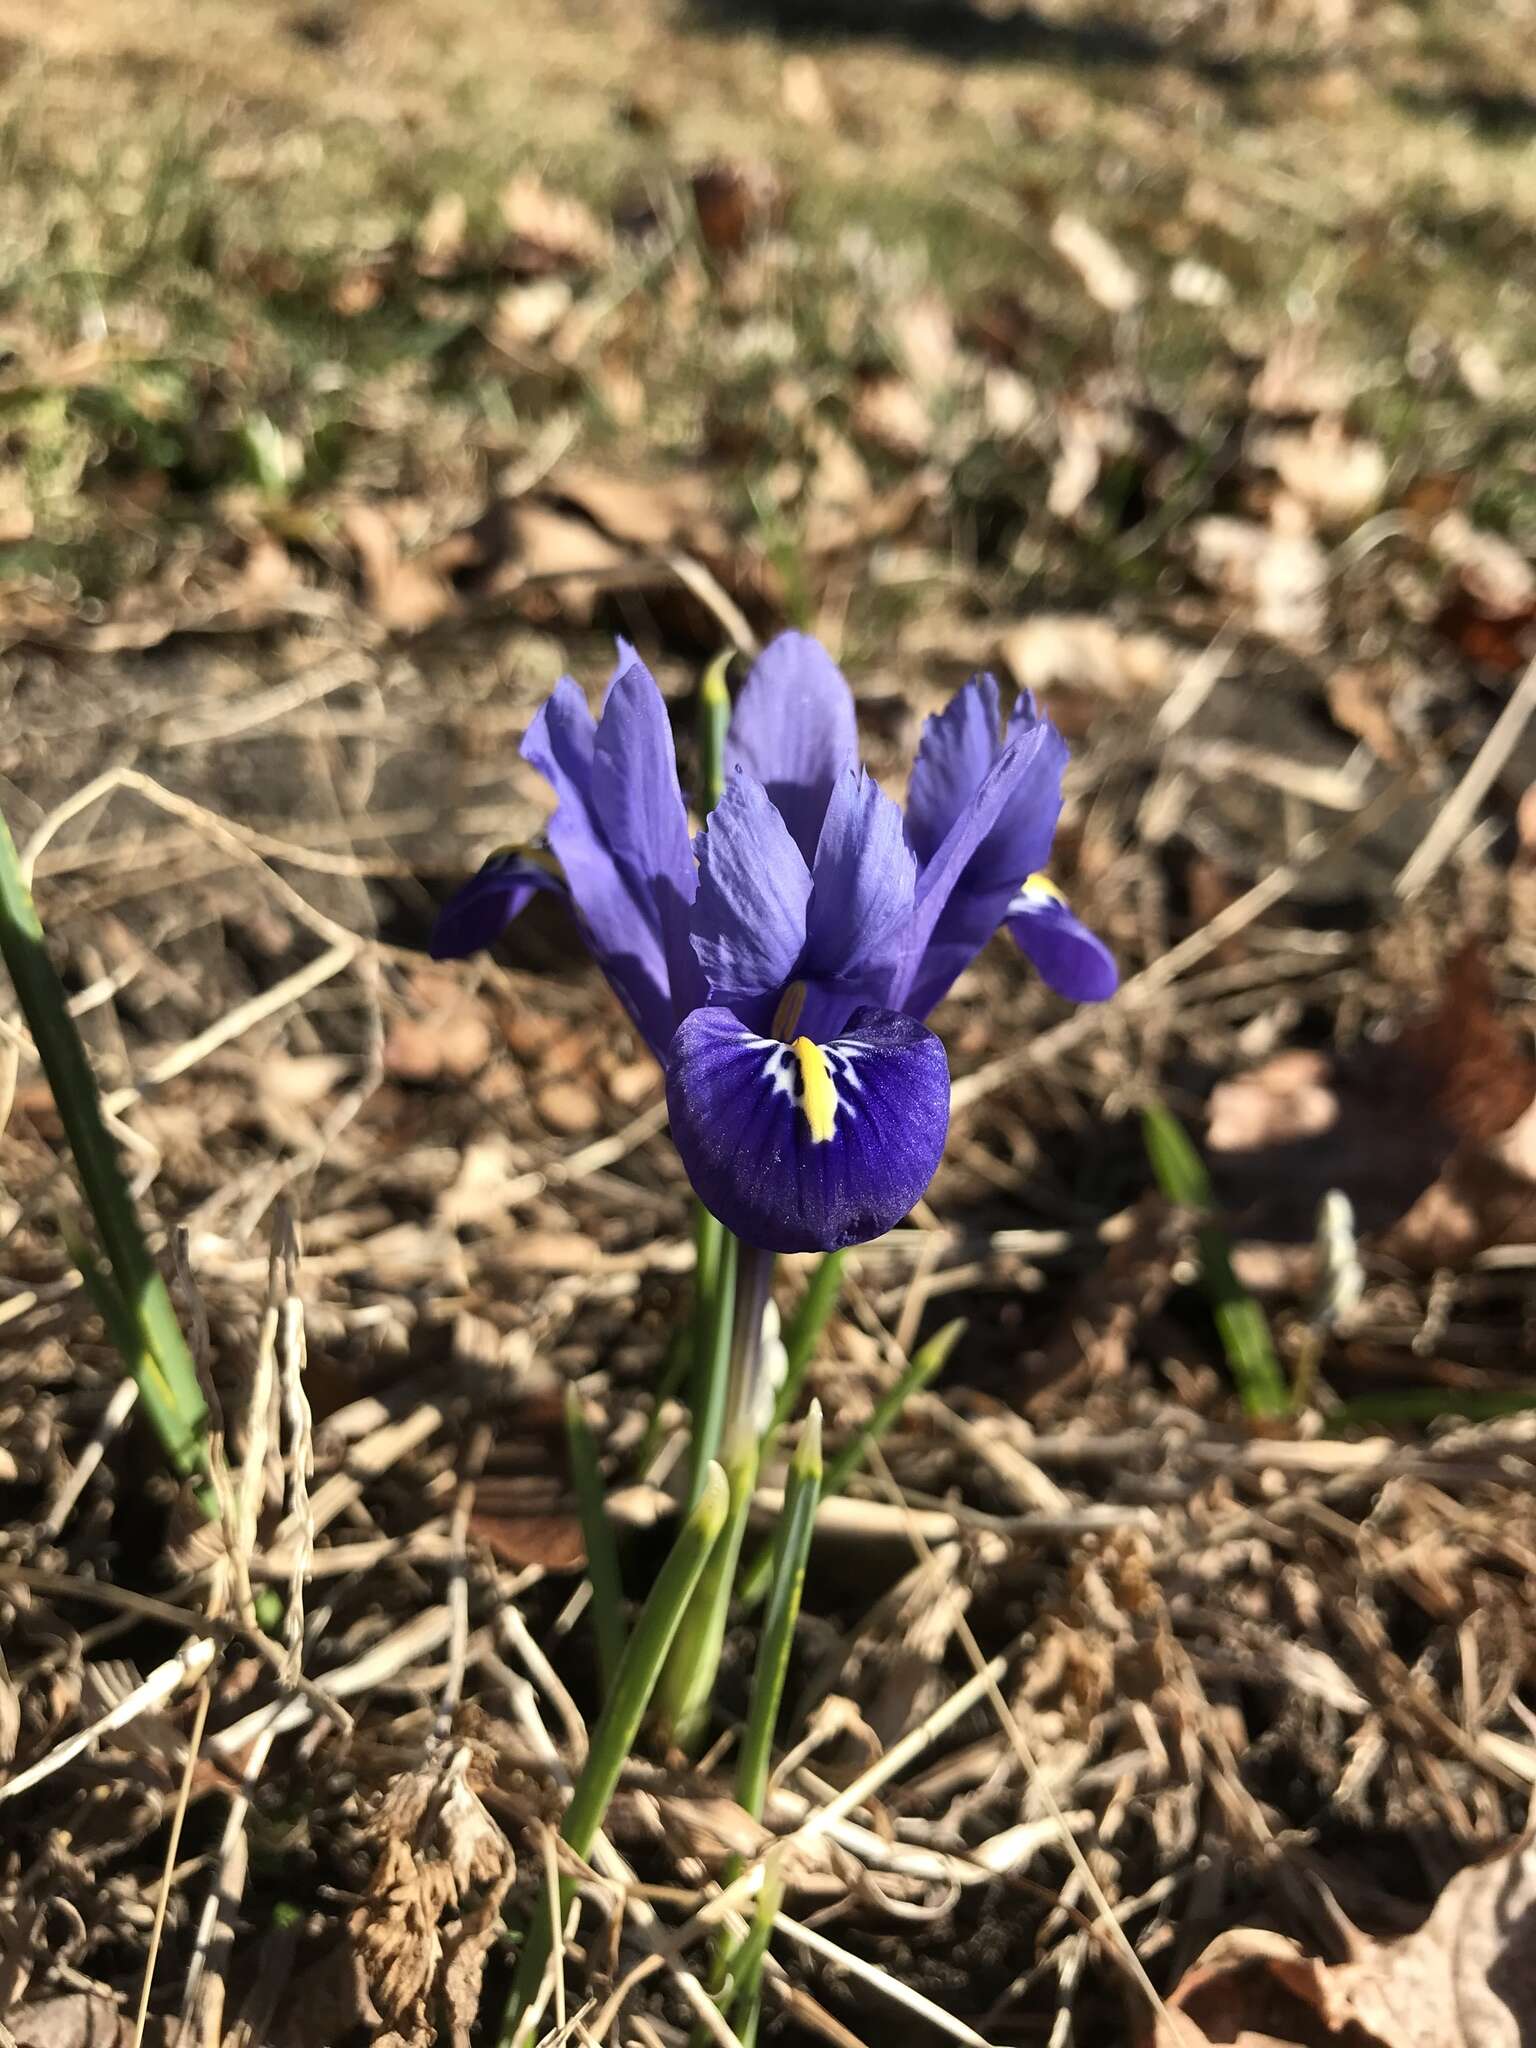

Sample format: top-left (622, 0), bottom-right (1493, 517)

top-left (498, 1463), bottom-right (729, 2048)
top-left (564, 1385), bottom-right (625, 1699)
top-left (654, 1432), bottom-right (759, 1756)
top-left (0, 809), bottom-right (209, 1496)
top-left (736, 1402), bottom-right (820, 1822)
top-left (737, 1317), bottom-right (964, 1610)
top-left (1142, 1103), bottom-right (1287, 1420)
top-left (725, 1852), bottom-right (784, 2048)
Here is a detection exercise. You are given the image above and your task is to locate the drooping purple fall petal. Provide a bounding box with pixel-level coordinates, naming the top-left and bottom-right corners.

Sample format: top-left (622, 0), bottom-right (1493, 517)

top-left (429, 850), bottom-right (566, 960)
top-left (666, 1003), bottom-right (950, 1252)
top-left (1007, 878), bottom-right (1119, 1002)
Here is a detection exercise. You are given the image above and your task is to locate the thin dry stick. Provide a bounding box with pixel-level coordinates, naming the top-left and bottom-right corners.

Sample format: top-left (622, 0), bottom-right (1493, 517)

top-left (0, 1636), bottom-right (216, 1802)
top-left (178, 1717), bottom-right (279, 2047)
top-left (861, 1436), bottom-right (1178, 2039)
top-left (99, 940), bottom-right (360, 1116)
top-left (131, 1676), bottom-right (214, 2048)
top-left (1397, 651), bottom-right (1536, 899)
top-left (42, 1377), bottom-right (139, 1536)
top-left (436, 1421), bottom-right (491, 1742)
top-left (770, 1912), bottom-right (994, 2048)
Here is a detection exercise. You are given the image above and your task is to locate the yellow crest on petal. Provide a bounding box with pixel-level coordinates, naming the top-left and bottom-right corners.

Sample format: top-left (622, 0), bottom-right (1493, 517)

top-left (790, 1037), bottom-right (838, 1143)
top-left (1023, 871), bottom-right (1065, 903)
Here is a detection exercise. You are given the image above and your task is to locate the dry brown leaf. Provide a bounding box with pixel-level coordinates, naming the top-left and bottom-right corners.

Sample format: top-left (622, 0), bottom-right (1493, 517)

top-left (0, 466), bottom-right (33, 544)
top-left (1429, 511), bottom-right (1536, 620)
top-left (1209, 949), bottom-right (1536, 1261)
top-left (7, 1996), bottom-right (126, 2048)
top-left (780, 52), bottom-right (832, 125)
top-left (342, 502), bottom-right (455, 632)
top-left (1156, 1837), bottom-right (1536, 2048)
top-left (500, 172), bottom-right (610, 272)
top-left (1050, 210), bottom-right (1142, 314)
top-left (1000, 614), bottom-right (1176, 703)
top-left (888, 291), bottom-right (962, 394)
top-left (1250, 418), bottom-right (1387, 525)
top-left (851, 373), bottom-right (933, 459)
top-left (691, 159), bottom-right (787, 257)
top-left (1249, 329), bottom-right (1356, 416)
top-left (488, 276), bottom-right (574, 351)
top-left (414, 190), bottom-right (468, 277)
top-left (1326, 662), bottom-right (1405, 764)
top-left (1191, 501), bottom-right (1329, 649)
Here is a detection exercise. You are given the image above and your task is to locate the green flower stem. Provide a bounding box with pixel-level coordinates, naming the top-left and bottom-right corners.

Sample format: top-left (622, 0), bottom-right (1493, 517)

top-left (498, 1464), bottom-right (729, 2048)
top-left (687, 1221), bottom-right (737, 1512)
top-left (687, 1411), bottom-right (821, 2048)
top-left (564, 1385), bottom-right (625, 1699)
top-left (0, 810), bottom-right (209, 1497)
top-left (768, 1250), bottom-right (844, 1439)
top-left (736, 1402), bottom-right (821, 1822)
top-left (1142, 1104), bottom-right (1288, 1420)
top-left (737, 1317), bottom-right (965, 1611)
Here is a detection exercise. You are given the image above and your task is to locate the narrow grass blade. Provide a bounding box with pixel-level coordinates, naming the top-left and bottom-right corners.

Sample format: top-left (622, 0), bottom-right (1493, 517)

top-left (737, 1318), bottom-right (964, 1611)
top-left (0, 810), bottom-right (209, 1491)
top-left (736, 1403), bottom-right (820, 1822)
top-left (564, 1385), bottom-right (625, 1699)
top-left (696, 648), bottom-right (733, 814)
top-left (653, 1435), bottom-right (758, 1756)
top-left (768, 1250), bottom-right (844, 1437)
top-left (1142, 1103), bottom-right (1288, 1421)
top-left (687, 1221), bottom-right (737, 1512)
top-left (498, 1464), bottom-right (729, 2048)
top-left (725, 1853), bottom-right (784, 2048)
top-left (1331, 1388), bottom-right (1536, 1425)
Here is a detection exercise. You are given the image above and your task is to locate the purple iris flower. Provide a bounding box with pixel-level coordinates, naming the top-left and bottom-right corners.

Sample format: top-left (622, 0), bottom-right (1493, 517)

top-left (432, 633), bottom-right (1115, 1252)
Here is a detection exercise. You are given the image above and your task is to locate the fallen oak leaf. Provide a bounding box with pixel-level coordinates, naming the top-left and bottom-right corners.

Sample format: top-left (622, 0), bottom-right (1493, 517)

top-left (1154, 1835), bottom-right (1536, 2048)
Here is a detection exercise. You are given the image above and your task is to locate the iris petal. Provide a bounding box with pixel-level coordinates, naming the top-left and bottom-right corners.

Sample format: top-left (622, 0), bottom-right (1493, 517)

top-left (895, 718), bottom-right (1068, 1018)
top-left (692, 770), bottom-right (812, 1005)
top-left (666, 1003), bottom-right (950, 1252)
top-left (1007, 879), bottom-right (1119, 1002)
top-left (725, 633), bottom-right (858, 865)
top-left (429, 850), bottom-right (565, 960)
top-left (803, 768), bottom-right (915, 989)
top-left (521, 654), bottom-right (694, 1058)
top-left (905, 673), bottom-right (1002, 869)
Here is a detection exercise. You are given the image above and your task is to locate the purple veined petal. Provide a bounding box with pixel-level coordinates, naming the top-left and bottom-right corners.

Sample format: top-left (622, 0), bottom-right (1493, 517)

top-left (666, 1003), bottom-right (950, 1253)
top-left (802, 768), bottom-right (915, 992)
top-left (905, 673), bottom-right (1002, 869)
top-left (522, 655), bottom-right (690, 1058)
top-left (691, 769), bottom-right (812, 1005)
top-left (1007, 877), bottom-right (1119, 1002)
top-left (429, 849), bottom-right (566, 960)
top-left (725, 633), bottom-right (859, 865)
top-left (591, 649), bottom-right (705, 1020)
top-left (893, 718), bottom-right (1068, 1018)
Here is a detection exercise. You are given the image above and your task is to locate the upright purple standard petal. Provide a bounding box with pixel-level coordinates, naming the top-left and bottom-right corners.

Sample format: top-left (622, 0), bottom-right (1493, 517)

top-left (429, 849), bottom-right (565, 960)
top-left (592, 650), bottom-right (704, 1022)
top-left (1007, 878), bottom-right (1119, 1002)
top-left (802, 769), bottom-right (915, 990)
top-left (725, 633), bottom-right (858, 864)
top-left (904, 673), bottom-right (1003, 868)
top-left (667, 1004), bottom-right (950, 1252)
top-left (895, 718), bottom-right (1069, 1018)
top-left (691, 770), bottom-right (812, 1007)
top-left (522, 655), bottom-right (695, 1057)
